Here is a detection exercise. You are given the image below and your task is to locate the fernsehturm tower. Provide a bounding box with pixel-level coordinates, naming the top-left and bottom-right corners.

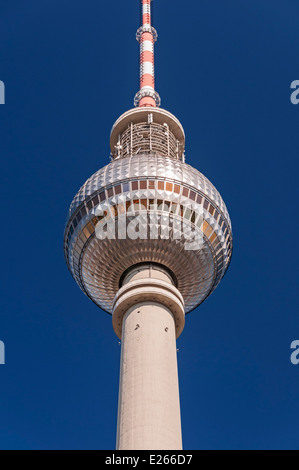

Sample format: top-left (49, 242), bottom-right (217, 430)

top-left (64, 0), bottom-right (233, 450)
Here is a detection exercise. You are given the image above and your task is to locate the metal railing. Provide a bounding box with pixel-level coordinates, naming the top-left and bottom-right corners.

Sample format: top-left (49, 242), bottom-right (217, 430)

top-left (112, 121), bottom-right (184, 161)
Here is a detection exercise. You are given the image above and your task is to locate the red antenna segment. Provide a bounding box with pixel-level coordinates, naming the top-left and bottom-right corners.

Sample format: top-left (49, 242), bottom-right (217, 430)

top-left (134, 0), bottom-right (161, 108)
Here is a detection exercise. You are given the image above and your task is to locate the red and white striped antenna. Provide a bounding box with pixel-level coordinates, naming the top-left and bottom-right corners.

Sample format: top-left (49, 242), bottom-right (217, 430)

top-left (134, 0), bottom-right (161, 108)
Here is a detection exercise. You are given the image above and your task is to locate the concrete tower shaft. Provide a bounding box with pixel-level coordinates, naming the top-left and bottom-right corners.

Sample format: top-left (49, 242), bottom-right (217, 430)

top-left (114, 265), bottom-right (184, 450)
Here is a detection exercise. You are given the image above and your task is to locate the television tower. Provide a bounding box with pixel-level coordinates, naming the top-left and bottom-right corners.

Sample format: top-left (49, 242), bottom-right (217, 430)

top-left (64, 0), bottom-right (232, 450)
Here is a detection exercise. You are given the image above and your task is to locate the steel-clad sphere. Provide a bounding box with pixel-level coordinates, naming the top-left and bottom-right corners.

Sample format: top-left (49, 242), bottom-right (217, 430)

top-left (64, 109), bottom-right (233, 314)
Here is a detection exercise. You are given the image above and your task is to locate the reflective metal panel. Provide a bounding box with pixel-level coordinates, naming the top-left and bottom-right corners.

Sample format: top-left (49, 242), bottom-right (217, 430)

top-left (64, 154), bottom-right (232, 314)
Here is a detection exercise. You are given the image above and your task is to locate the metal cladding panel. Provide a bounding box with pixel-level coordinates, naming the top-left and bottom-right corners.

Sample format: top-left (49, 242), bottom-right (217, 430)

top-left (64, 154), bottom-right (233, 315)
top-left (68, 155), bottom-right (231, 224)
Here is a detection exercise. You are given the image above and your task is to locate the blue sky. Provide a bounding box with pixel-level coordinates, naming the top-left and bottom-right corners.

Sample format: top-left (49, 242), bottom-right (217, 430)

top-left (0, 0), bottom-right (299, 450)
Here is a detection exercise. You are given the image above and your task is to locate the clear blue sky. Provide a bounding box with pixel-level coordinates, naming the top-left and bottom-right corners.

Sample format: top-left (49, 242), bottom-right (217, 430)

top-left (0, 0), bottom-right (299, 450)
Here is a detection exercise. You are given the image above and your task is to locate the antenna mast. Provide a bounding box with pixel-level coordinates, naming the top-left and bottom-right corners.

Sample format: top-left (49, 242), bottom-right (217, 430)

top-left (134, 0), bottom-right (161, 108)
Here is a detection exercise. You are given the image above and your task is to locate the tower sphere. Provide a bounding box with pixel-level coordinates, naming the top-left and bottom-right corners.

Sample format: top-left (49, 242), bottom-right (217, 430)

top-left (64, 107), bottom-right (233, 315)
